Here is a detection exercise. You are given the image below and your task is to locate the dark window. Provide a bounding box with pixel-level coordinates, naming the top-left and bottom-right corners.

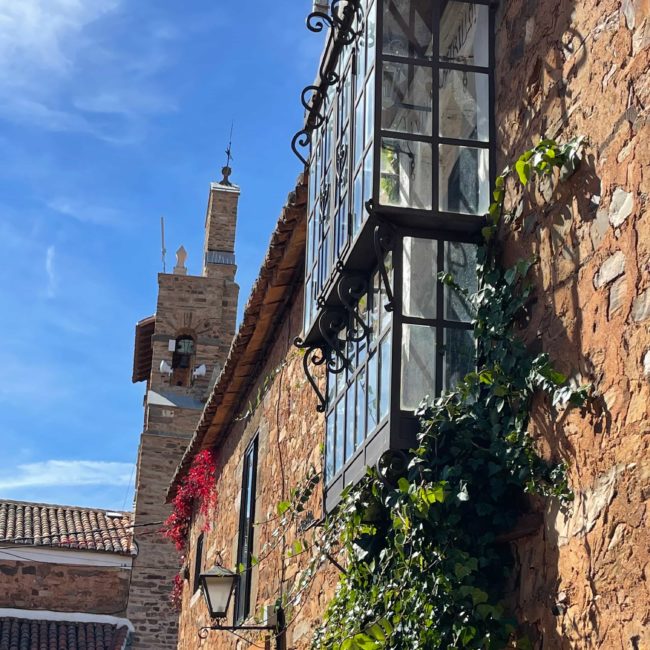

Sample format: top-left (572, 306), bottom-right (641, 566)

top-left (192, 533), bottom-right (204, 593)
top-left (235, 437), bottom-right (258, 623)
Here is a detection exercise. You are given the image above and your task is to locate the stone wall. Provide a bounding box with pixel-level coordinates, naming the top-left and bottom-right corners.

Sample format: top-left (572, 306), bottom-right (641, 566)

top-left (495, 0), bottom-right (649, 647)
top-left (0, 560), bottom-right (130, 615)
top-left (175, 285), bottom-right (340, 649)
top-left (127, 433), bottom-right (190, 650)
top-left (174, 1), bottom-right (649, 648)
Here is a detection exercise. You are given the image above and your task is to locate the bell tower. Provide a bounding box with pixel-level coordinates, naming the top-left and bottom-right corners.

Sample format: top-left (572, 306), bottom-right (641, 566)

top-left (127, 168), bottom-right (240, 650)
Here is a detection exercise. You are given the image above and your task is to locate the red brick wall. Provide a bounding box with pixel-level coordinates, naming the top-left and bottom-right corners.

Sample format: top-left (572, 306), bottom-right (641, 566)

top-left (0, 559), bottom-right (130, 615)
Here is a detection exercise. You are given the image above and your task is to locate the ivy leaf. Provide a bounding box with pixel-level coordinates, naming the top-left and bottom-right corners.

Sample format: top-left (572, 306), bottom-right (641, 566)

top-left (397, 477), bottom-right (410, 494)
top-left (277, 500), bottom-right (291, 516)
top-left (515, 158), bottom-right (531, 184)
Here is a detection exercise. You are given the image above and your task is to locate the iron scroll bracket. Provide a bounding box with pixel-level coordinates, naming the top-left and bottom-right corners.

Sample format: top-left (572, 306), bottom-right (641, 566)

top-left (294, 338), bottom-right (328, 413)
top-left (337, 274), bottom-right (370, 342)
top-left (291, 0), bottom-right (364, 167)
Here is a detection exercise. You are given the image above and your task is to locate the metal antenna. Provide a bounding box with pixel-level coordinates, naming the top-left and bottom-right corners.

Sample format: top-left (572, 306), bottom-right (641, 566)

top-left (160, 216), bottom-right (167, 273)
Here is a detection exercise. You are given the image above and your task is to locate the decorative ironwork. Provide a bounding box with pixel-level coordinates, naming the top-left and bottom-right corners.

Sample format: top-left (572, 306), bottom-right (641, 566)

top-left (317, 309), bottom-right (349, 374)
top-left (373, 224), bottom-right (396, 312)
top-left (294, 337), bottom-right (328, 413)
top-left (319, 180), bottom-right (331, 220)
top-left (291, 129), bottom-right (311, 167)
top-left (337, 273), bottom-right (370, 342)
top-left (291, 0), bottom-right (364, 166)
top-left (301, 85), bottom-right (326, 129)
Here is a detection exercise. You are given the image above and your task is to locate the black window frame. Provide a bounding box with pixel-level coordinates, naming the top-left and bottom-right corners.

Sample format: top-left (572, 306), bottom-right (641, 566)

top-left (234, 436), bottom-right (258, 624)
top-left (298, 0), bottom-right (496, 512)
top-left (192, 532), bottom-right (204, 594)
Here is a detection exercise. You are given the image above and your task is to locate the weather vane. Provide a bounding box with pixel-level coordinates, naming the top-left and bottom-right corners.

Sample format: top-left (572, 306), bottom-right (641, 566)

top-left (222, 122), bottom-right (234, 185)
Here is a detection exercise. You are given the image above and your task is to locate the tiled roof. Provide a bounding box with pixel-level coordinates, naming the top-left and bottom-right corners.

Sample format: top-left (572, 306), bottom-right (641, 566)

top-left (168, 174), bottom-right (307, 498)
top-left (0, 501), bottom-right (136, 556)
top-left (0, 618), bottom-right (129, 650)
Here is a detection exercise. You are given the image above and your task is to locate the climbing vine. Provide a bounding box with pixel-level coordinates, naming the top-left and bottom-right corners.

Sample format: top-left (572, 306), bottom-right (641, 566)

top-left (279, 138), bottom-right (588, 649)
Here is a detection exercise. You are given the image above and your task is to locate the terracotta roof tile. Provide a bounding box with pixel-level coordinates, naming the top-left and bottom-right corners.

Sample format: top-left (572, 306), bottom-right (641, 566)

top-left (0, 501), bottom-right (136, 556)
top-left (0, 618), bottom-right (129, 650)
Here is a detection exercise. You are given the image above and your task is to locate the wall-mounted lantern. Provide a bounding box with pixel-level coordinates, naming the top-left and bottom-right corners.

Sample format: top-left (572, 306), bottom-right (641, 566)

top-left (198, 566), bottom-right (286, 649)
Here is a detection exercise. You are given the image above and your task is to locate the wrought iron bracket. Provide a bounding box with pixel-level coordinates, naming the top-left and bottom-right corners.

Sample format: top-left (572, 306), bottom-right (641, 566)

top-left (373, 223), bottom-right (396, 312)
top-left (294, 338), bottom-right (328, 413)
top-left (317, 309), bottom-right (349, 374)
top-left (337, 273), bottom-right (370, 342)
top-left (291, 0), bottom-right (364, 167)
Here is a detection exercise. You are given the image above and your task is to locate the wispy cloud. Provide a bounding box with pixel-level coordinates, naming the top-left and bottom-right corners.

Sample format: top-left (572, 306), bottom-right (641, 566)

top-left (0, 460), bottom-right (134, 491)
top-left (45, 245), bottom-right (57, 298)
top-left (0, 0), bottom-right (176, 142)
top-left (48, 197), bottom-right (123, 227)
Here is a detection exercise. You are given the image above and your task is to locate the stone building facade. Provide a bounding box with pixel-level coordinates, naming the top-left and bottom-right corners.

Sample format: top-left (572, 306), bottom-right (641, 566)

top-left (0, 500), bottom-right (134, 649)
top-left (126, 173), bottom-right (240, 649)
top-left (170, 1), bottom-right (648, 648)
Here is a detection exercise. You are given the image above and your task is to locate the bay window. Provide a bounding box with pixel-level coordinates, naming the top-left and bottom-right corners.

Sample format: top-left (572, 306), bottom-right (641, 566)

top-left (295, 0), bottom-right (494, 510)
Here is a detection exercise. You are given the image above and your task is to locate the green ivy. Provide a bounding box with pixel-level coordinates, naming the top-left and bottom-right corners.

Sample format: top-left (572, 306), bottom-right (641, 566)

top-left (306, 138), bottom-right (587, 650)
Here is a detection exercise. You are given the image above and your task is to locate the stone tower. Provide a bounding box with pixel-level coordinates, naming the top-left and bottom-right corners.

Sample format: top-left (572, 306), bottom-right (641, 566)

top-left (127, 170), bottom-right (240, 650)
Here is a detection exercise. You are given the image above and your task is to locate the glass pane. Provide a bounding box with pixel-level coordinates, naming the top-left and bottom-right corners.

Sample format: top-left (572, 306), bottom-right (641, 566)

top-left (367, 351), bottom-right (378, 433)
top-left (383, 0), bottom-right (434, 60)
top-left (443, 327), bottom-right (476, 391)
top-left (355, 95), bottom-right (364, 172)
top-left (367, 1), bottom-right (377, 69)
top-left (380, 138), bottom-right (432, 209)
top-left (401, 323), bottom-right (435, 410)
top-left (356, 43), bottom-right (366, 98)
top-left (439, 144), bottom-right (489, 215)
top-left (346, 386), bottom-right (355, 461)
top-left (363, 148), bottom-right (374, 218)
top-left (353, 171), bottom-right (363, 236)
top-left (382, 62), bottom-right (433, 136)
top-left (439, 70), bottom-right (489, 142)
top-left (335, 396), bottom-right (345, 474)
top-left (440, 2), bottom-right (489, 67)
top-left (403, 237), bottom-right (437, 319)
top-left (326, 412), bottom-right (335, 482)
top-left (379, 335), bottom-right (391, 421)
top-left (365, 73), bottom-right (375, 145)
top-left (356, 368), bottom-right (367, 446)
top-left (444, 241), bottom-right (478, 321)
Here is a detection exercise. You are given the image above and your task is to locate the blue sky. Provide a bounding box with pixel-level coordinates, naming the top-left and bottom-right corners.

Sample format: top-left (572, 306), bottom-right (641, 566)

top-left (0, 0), bottom-right (321, 510)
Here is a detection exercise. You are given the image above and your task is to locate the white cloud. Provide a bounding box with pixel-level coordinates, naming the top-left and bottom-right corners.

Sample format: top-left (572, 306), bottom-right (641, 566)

top-left (0, 460), bottom-right (134, 491)
top-left (45, 245), bottom-right (57, 298)
top-left (0, 0), bottom-right (175, 141)
top-left (48, 197), bottom-right (123, 227)
top-left (0, 0), bottom-right (119, 79)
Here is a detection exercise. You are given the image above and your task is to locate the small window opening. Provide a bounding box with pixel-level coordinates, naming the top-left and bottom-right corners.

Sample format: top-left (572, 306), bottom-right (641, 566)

top-left (193, 533), bottom-right (204, 593)
top-left (172, 335), bottom-right (195, 386)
